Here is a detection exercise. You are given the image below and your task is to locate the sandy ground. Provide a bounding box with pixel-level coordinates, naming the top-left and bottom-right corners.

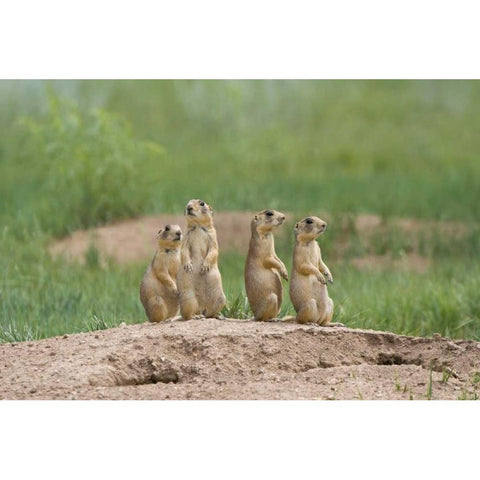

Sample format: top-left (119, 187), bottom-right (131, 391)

top-left (49, 212), bottom-right (462, 271)
top-left (49, 212), bottom-right (265, 265)
top-left (1, 319), bottom-right (479, 400)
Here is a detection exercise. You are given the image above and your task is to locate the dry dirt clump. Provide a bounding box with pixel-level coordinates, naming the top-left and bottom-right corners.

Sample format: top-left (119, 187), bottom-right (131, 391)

top-left (1, 319), bottom-right (479, 400)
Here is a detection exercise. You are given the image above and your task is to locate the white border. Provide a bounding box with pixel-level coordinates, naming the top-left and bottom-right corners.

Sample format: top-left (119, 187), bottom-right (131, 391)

top-left (1, 1), bottom-right (480, 78)
top-left (1, 401), bottom-right (478, 479)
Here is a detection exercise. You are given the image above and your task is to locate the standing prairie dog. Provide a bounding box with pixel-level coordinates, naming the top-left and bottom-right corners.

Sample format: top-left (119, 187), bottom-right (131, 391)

top-left (176, 199), bottom-right (226, 319)
top-left (289, 216), bottom-right (335, 325)
top-left (245, 209), bottom-right (289, 321)
top-left (140, 224), bottom-right (182, 322)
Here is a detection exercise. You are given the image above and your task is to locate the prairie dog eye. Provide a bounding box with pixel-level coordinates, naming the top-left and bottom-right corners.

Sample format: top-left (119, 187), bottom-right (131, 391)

top-left (165, 226), bottom-right (170, 231)
top-left (305, 218), bottom-right (313, 224)
top-left (266, 211), bottom-right (274, 217)
top-left (199, 201), bottom-right (205, 207)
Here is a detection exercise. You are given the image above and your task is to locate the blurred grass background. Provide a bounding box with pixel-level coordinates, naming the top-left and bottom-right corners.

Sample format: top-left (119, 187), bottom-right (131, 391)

top-left (1, 80), bottom-right (479, 342)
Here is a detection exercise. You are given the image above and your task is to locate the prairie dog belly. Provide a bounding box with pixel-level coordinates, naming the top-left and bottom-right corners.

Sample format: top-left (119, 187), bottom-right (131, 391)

top-left (188, 229), bottom-right (209, 268)
top-left (246, 263), bottom-right (282, 297)
top-left (290, 269), bottom-right (327, 310)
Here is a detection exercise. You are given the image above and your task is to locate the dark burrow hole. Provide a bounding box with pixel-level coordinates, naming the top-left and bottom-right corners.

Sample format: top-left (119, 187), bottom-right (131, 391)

top-left (112, 367), bottom-right (179, 386)
top-left (107, 355), bottom-right (181, 386)
top-left (376, 352), bottom-right (407, 365)
top-left (150, 370), bottom-right (179, 384)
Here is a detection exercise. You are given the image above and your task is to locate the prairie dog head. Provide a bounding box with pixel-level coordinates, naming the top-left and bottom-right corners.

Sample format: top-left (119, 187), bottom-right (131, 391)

top-left (156, 224), bottom-right (182, 249)
top-left (184, 199), bottom-right (213, 227)
top-left (251, 209), bottom-right (286, 235)
top-left (294, 216), bottom-right (327, 243)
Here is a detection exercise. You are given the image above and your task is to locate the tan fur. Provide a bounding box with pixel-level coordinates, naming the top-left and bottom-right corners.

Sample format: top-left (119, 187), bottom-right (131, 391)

top-left (140, 224), bottom-right (182, 322)
top-left (176, 199), bottom-right (226, 319)
top-left (289, 216), bottom-right (334, 325)
top-left (244, 209), bottom-right (288, 321)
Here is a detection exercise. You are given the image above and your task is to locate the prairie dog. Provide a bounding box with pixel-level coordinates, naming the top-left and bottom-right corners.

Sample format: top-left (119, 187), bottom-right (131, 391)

top-left (289, 216), bottom-right (334, 325)
top-left (244, 209), bottom-right (288, 321)
top-left (176, 199), bottom-right (226, 319)
top-left (140, 224), bottom-right (182, 322)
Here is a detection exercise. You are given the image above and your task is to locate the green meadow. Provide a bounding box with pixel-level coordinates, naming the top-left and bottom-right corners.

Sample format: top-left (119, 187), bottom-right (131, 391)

top-left (1, 80), bottom-right (480, 342)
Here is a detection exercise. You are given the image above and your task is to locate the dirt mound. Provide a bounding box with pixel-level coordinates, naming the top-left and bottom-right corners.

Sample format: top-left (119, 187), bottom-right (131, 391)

top-left (1, 319), bottom-right (479, 400)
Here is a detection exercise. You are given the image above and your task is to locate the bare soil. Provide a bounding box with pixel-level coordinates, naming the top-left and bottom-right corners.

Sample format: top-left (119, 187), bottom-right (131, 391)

top-left (350, 253), bottom-right (430, 274)
top-left (49, 212), bottom-right (457, 272)
top-left (49, 212), bottom-right (266, 265)
top-left (1, 319), bottom-right (479, 400)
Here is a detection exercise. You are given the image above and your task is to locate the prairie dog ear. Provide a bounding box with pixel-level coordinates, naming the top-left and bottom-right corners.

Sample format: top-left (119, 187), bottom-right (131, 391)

top-left (254, 215), bottom-right (258, 221)
top-left (295, 223), bottom-right (299, 229)
top-left (155, 229), bottom-right (163, 239)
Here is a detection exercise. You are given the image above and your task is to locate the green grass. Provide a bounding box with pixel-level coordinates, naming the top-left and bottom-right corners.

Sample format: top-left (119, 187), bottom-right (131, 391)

top-left (426, 363), bottom-right (434, 400)
top-left (442, 368), bottom-right (452, 384)
top-left (2, 238), bottom-right (479, 341)
top-left (0, 233), bottom-right (145, 340)
top-left (1, 80), bottom-right (480, 343)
